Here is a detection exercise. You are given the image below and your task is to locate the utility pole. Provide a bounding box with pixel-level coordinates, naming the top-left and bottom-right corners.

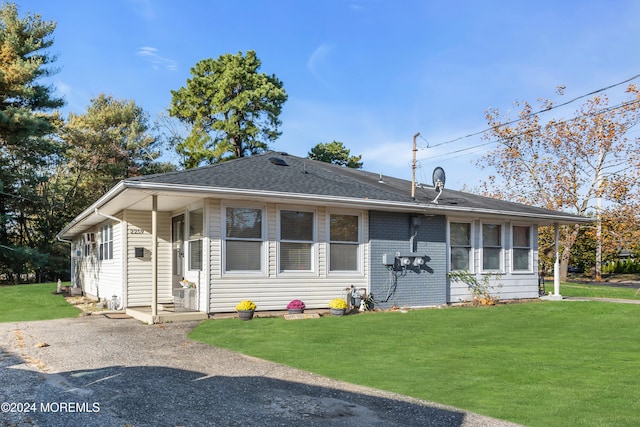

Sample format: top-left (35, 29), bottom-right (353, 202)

top-left (595, 126), bottom-right (604, 281)
top-left (595, 152), bottom-right (603, 281)
top-left (412, 132), bottom-right (419, 199)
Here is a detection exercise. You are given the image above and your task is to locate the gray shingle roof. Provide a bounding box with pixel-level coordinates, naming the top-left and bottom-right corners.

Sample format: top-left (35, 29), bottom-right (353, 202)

top-left (126, 152), bottom-right (587, 222)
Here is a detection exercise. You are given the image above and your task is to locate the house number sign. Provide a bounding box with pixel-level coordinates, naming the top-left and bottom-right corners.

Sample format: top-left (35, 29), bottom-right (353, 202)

top-left (129, 229), bottom-right (145, 234)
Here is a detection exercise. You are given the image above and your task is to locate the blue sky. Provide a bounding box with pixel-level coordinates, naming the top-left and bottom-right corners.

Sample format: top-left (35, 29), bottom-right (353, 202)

top-left (21, 0), bottom-right (640, 189)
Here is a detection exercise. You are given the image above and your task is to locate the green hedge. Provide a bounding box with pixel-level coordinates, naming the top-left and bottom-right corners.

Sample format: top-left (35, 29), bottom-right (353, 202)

top-left (603, 258), bottom-right (640, 274)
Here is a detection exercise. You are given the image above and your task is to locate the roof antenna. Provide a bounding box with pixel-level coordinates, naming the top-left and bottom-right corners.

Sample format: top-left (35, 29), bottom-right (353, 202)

top-left (431, 166), bottom-right (446, 204)
top-left (411, 132), bottom-right (419, 199)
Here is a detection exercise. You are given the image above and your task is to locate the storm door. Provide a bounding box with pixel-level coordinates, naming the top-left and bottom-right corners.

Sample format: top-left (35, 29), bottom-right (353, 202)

top-left (172, 214), bottom-right (185, 288)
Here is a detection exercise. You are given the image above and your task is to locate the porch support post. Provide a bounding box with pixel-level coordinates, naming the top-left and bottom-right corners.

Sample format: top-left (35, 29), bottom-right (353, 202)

top-left (151, 195), bottom-right (158, 318)
top-left (553, 223), bottom-right (561, 296)
top-left (543, 222), bottom-right (564, 300)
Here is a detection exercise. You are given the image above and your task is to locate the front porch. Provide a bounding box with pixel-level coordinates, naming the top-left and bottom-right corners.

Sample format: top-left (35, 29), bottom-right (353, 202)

top-left (126, 305), bottom-right (208, 324)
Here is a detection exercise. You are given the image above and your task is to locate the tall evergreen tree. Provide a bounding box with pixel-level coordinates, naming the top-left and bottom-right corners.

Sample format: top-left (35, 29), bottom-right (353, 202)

top-left (169, 50), bottom-right (287, 167)
top-left (0, 2), bottom-right (64, 282)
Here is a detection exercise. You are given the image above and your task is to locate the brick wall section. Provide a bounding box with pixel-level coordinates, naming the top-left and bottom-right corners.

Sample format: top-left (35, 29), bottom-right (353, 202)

top-left (368, 211), bottom-right (447, 309)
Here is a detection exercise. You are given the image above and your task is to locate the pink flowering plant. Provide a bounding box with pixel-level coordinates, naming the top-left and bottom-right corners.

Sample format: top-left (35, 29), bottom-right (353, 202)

top-left (286, 299), bottom-right (305, 310)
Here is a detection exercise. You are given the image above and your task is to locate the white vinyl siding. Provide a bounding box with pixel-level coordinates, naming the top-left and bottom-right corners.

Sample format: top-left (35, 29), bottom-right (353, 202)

top-left (73, 218), bottom-right (123, 303)
top-left (125, 210), bottom-right (172, 306)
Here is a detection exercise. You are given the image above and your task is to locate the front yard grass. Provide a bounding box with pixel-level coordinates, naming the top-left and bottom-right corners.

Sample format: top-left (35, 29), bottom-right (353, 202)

top-left (0, 282), bottom-right (81, 323)
top-left (559, 282), bottom-right (640, 299)
top-left (190, 302), bottom-right (640, 427)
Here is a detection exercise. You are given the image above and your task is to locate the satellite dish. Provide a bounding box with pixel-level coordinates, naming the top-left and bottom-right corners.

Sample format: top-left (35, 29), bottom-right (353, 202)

top-left (431, 167), bottom-right (445, 204)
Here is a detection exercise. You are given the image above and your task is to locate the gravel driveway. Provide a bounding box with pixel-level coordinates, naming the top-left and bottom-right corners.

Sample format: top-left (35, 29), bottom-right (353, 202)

top-left (0, 315), bottom-right (522, 427)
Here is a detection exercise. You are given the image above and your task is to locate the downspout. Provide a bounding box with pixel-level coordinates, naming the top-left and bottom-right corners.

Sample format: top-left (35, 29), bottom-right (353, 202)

top-left (94, 208), bottom-right (122, 224)
top-left (95, 208), bottom-right (125, 309)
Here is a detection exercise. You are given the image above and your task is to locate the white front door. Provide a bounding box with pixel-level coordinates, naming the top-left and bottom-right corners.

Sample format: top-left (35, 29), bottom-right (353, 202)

top-left (172, 214), bottom-right (185, 289)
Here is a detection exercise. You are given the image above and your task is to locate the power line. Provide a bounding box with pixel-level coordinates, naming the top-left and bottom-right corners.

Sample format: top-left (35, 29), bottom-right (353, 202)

top-left (421, 72), bottom-right (640, 150)
top-left (421, 97), bottom-right (640, 162)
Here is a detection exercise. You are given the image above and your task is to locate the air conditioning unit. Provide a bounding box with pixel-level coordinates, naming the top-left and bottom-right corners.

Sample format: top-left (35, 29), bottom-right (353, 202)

top-left (84, 232), bottom-right (96, 243)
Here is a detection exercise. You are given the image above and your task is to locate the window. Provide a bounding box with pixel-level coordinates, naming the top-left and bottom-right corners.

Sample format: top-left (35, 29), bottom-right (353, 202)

top-left (450, 222), bottom-right (471, 271)
top-left (225, 207), bottom-right (263, 272)
top-left (83, 238), bottom-right (91, 257)
top-left (329, 214), bottom-right (359, 271)
top-left (188, 208), bottom-right (203, 270)
top-left (172, 215), bottom-right (184, 277)
top-left (280, 210), bottom-right (314, 271)
top-left (99, 224), bottom-right (113, 260)
top-left (482, 223), bottom-right (502, 271)
top-left (512, 225), bottom-right (532, 271)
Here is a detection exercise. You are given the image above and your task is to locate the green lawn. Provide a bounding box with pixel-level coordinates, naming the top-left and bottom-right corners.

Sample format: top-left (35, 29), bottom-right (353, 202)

top-left (0, 282), bottom-right (81, 323)
top-left (190, 302), bottom-right (640, 427)
top-left (559, 282), bottom-right (640, 299)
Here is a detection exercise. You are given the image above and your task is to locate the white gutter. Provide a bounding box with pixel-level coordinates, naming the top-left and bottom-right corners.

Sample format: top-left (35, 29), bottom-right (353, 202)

top-left (126, 181), bottom-right (591, 225)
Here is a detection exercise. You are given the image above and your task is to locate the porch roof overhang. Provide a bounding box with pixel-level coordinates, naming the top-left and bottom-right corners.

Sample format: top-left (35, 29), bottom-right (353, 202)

top-left (57, 180), bottom-right (593, 241)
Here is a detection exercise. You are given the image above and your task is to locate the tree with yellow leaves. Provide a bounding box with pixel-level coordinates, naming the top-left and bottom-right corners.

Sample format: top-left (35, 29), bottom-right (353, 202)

top-left (478, 85), bottom-right (640, 280)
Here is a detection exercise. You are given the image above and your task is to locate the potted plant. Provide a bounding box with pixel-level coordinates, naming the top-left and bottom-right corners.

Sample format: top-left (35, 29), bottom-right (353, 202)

top-left (236, 300), bottom-right (257, 320)
top-left (328, 298), bottom-right (347, 316)
top-left (286, 299), bottom-right (305, 314)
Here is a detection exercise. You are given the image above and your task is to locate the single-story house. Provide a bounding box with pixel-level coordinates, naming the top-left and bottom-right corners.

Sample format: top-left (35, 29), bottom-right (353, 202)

top-left (57, 152), bottom-right (590, 322)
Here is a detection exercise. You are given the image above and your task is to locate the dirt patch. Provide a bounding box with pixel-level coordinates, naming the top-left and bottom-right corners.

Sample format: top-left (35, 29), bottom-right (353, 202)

top-left (63, 294), bottom-right (110, 314)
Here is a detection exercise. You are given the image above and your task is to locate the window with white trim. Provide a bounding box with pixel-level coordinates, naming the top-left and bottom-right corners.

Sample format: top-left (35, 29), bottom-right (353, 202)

top-left (450, 222), bottom-right (471, 271)
top-left (279, 210), bottom-right (314, 271)
top-left (329, 213), bottom-right (359, 272)
top-left (225, 207), bottom-right (263, 272)
top-left (512, 225), bottom-right (532, 271)
top-left (188, 208), bottom-right (203, 271)
top-left (482, 223), bottom-right (502, 271)
top-left (99, 224), bottom-right (113, 260)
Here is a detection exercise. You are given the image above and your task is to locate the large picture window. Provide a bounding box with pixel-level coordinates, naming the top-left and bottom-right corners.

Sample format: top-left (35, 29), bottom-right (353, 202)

top-left (99, 224), bottom-right (113, 261)
top-left (225, 207), bottom-right (263, 272)
top-left (188, 208), bottom-right (203, 271)
top-left (280, 210), bottom-right (314, 271)
top-left (512, 225), bottom-right (532, 271)
top-left (482, 223), bottom-right (502, 271)
top-left (329, 214), bottom-right (359, 271)
top-left (450, 222), bottom-right (471, 271)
